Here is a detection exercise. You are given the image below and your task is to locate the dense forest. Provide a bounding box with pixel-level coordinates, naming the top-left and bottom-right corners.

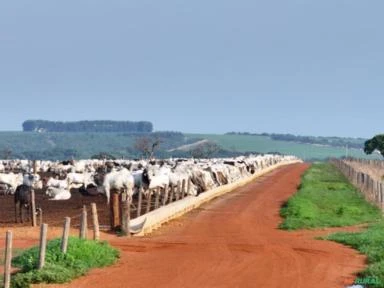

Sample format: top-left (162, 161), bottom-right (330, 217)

top-left (22, 120), bottom-right (153, 133)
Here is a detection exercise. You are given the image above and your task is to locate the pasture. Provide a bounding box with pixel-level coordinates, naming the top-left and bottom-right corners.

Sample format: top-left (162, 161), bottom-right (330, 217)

top-left (0, 131), bottom-right (379, 161)
top-left (186, 133), bottom-right (382, 160)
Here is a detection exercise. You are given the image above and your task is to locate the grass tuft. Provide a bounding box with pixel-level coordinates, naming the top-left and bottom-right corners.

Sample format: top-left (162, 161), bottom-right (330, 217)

top-left (324, 222), bottom-right (384, 287)
top-left (9, 237), bottom-right (119, 288)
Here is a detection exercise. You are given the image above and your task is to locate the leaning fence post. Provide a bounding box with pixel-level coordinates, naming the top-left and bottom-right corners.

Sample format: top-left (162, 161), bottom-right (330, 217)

top-left (3, 230), bottom-right (12, 288)
top-left (61, 217), bottom-right (71, 253)
top-left (30, 188), bottom-right (37, 227)
top-left (80, 206), bottom-right (87, 239)
top-left (91, 203), bottom-right (100, 241)
top-left (38, 223), bottom-right (48, 269)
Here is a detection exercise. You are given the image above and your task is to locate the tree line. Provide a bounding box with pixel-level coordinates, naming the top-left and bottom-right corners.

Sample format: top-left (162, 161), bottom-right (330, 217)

top-left (226, 131), bottom-right (365, 149)
top-left (22, 120), bottom-right (153, 133)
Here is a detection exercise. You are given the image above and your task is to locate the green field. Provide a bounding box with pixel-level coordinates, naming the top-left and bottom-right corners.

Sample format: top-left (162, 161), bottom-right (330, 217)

top-left (186, 133), bottom-right (381, 161)
top-left (279, 163), bottom-right (381, 230)
top-left (0, 131), bottom-right (379, 160)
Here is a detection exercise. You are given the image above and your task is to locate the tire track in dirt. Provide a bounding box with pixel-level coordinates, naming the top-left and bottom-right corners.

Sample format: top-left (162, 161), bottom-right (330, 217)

top-left (25, 163), bottom-right (365, 287)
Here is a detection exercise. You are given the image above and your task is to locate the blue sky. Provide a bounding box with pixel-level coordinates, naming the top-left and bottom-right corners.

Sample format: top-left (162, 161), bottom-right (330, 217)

top-left (0, 1), bottom-right (383, 138)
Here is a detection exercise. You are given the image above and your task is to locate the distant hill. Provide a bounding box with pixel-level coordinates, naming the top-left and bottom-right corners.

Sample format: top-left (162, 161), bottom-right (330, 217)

top-left (0, 128), bottom-right (379, 161)
top-left (22, 120), bottom-right (153, 133)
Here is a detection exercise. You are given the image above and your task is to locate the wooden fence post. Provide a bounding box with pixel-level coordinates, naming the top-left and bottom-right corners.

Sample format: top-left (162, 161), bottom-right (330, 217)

top-left (146, 190), bottom-right (152, 214)
top-left (154, 187), bottom-right (161, 209)
top-left (110, 192), bottom-right (121, 231)
top-left (181, 179), bottom-right (186, 199)
top-left (175, 181), bottom-right (180, 201)
top-left (169, 185), bottom-right (175, 204)
top-left (121, 200), bottom-right (131, 237)
top-left (61, 217), bottom-right (71, 253)
top-left (37, 208), bottom-right (43, 226)
top-left (30, 188), bottom-right (37, 227)
top-left (80, 206), bottom-right (87, 239)
top-left (162, 184), bottom-right (169, 206)
top-left (137, 187), bottom-right (143, 217)
top-left (91, 203), bottom-right (100, 241)
top-left (38, 224), bottom-right (48, 270)
top-left (3, 230), bottom-right (12, 288)
top-left (187, 178), bottom-right (191, 196)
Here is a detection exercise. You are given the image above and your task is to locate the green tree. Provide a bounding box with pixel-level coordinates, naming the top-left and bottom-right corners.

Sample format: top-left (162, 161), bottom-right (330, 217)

top-left (364, 134), bottom-right (384, 157)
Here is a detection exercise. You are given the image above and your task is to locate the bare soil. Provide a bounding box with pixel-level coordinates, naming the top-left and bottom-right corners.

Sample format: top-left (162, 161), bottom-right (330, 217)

top-left (0, 163), bottom-right (366, 288)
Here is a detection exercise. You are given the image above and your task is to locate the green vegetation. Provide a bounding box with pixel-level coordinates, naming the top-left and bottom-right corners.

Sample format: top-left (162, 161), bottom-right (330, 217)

top-left (22, 120), bottom-right (153, 133)
top-left (0, 130), bottom-right (379, 160)
top-left (280, 162), bottom-right (384, 286)
top-left (10, 237), bottom-right (119, 288)
top-left (186, 133), bottom-right (381, 161)
top-left (279, 163), bottom-right (381, 230)
top-left (227, 131), bottom-right (366, 149)
top-left (325, 223), bottom-right (384, 287)
top-left (364, 134), bottom-right (384, 158)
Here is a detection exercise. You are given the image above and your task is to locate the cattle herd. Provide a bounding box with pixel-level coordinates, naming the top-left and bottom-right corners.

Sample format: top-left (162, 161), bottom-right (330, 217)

top-left (0, 154), bottom-right (299, 227)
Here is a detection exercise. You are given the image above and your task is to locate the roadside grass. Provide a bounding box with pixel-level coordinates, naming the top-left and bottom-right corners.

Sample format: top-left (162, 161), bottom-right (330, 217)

top-left (9, 237), bottom-right (119, 288)
top-left (280, 162), bottom-right (384, 287)
top-left (0, 247), bottom-right (24, 287)
top-left (324, 222), bottom-right (384, 287)
top-left (279, 162), bottom-right (381, 230)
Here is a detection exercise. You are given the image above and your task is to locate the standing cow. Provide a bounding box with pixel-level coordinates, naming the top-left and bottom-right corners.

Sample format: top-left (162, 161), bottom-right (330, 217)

top-left (14, 184), bottom-right (31, 223)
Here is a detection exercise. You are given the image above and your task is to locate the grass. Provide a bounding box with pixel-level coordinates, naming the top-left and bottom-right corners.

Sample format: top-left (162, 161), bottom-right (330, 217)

top-left (0, 131), bottom-right (379, 161)
top-left (186, 133), bottom-right (382, 161)
top-left (0, 247), bottom-right (25, 286)
top-left (8, 237), bottom-right (119, 288)
top-left (280, 162), bottom-right (384, 286)
top-left (279, 162), bottom-right (381, 230)
top-left (324, 222), bottom-right (384, 287)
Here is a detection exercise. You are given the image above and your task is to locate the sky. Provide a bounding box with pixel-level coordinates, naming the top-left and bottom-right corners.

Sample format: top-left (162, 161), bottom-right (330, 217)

top-left (0, 1), bottom-right (383, 138)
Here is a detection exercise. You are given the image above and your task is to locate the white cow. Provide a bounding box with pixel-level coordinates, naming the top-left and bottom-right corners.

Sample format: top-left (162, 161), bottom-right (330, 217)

top-left (46, 187), bottom-right (71, 200)
top-left (0, 172), bottom-right (23, 194)
top-left (102, 168), bottom-right (135, 204)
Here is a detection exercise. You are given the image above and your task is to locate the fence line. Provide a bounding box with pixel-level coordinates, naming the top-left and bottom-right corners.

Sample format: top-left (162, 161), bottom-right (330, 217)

top-left (331, 158), bottom-right (384, 209)
top-left (2, 201), bottom-right (102, 286)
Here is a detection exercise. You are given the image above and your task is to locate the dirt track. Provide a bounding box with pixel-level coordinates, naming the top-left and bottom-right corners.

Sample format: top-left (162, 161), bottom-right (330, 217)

top-left (3, 163), bottom-right (366, 288)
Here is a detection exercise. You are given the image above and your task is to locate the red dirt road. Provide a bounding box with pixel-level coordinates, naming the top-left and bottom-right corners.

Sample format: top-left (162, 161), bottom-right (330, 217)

top-left (25, 163), bottom-right (367, 287)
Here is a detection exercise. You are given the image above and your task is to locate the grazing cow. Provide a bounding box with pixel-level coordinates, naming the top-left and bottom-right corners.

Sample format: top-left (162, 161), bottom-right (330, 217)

top-left (14, 184), bottom-right (31, 223)
top-left (142, 165), bottom-right (170, 190)
top-left (102, 168), bottom-right (135, 204)
top-left (66, 172), bottom-right (96, 188)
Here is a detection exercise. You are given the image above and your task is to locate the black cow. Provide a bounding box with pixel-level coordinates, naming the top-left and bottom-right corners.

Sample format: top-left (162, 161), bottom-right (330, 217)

top-left (14, 184), bottom-right (31, 223)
